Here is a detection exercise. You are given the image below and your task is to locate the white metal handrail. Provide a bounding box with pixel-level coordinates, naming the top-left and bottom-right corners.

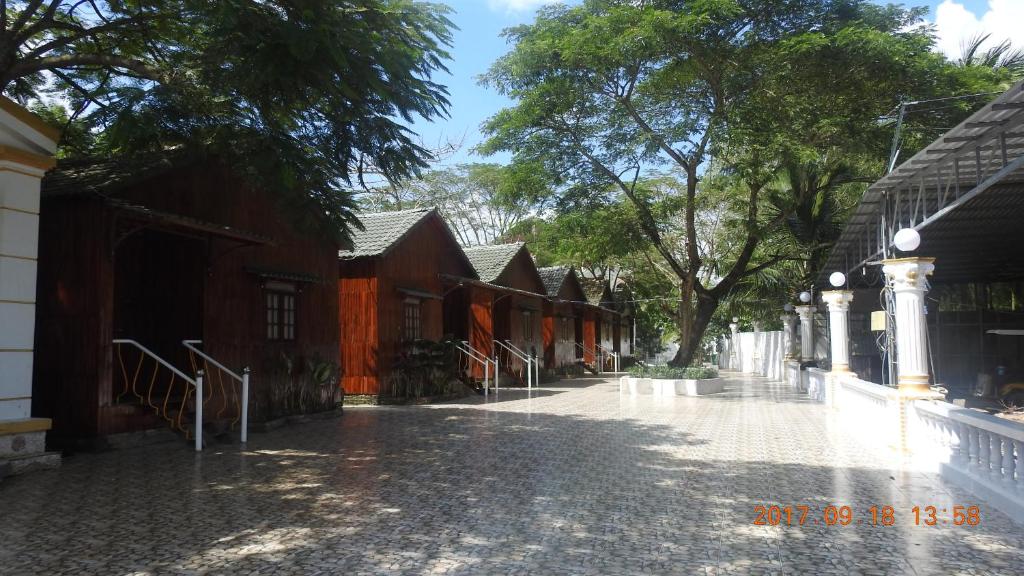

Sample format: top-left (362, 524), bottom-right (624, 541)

top-left (502, 340), bottom-right (540, 389)
top-left (457, 341), bottom-right (497, 396)
top-left (113, 339), bottom-right (204, 451)
top-left (495, 340), bottom-right (535, 389)
top-left (575, 342), bottom-right (602, 373)
top-left (182, 340), bottom-right (250, 443)
top-left (596, 343), bottom-right (620, 372)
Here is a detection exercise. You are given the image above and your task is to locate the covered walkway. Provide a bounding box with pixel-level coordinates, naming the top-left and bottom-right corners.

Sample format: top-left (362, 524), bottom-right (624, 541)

top-left (1, 374), bottom-right (1022, 574)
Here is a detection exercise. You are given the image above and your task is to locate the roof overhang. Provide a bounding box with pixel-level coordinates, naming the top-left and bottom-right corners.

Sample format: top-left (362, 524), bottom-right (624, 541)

top-left (113, 202), bottom-right (273, 247)
top-left (823, 80), bottom-right (1024, 286)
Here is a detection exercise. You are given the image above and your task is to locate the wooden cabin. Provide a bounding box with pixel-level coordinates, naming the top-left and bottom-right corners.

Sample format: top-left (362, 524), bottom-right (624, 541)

top-left (337, 208), bottom-right (477, 399)
top-left (461, 243), bottom-right (548, 383)
top-left (33, 154), bottom-right (341, 447)
top-left (581, 277), bottom-right (621, 369)
top-left (538, 266), bottom-right (588, 370)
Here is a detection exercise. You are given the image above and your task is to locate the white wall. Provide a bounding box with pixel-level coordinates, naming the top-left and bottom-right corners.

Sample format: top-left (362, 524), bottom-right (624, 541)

top-left (720, 330), bottom-right (785, 380)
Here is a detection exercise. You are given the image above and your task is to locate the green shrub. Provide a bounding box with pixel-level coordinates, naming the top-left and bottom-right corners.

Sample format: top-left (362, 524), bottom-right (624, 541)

top-left (627, 364), bottom-right (718, 380)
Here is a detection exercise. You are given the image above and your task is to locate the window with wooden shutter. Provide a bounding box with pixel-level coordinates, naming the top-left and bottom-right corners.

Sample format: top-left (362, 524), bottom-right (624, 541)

top-left (404, 299), bottom-right (422, 341)
top-left (265, 281), bottom-right (297, 341)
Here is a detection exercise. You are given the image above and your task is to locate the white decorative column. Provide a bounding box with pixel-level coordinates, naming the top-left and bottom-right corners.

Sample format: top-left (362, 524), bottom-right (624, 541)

top-left (795, 305), bottom-right (815, 362)
top-left (821, 291), bottom-right (854, 373)
top-left (729, 321), bottom-right (739, 371)
top-left (781, 313), bottom-right (798, 359)
top-left (882, 258), bottom-right (935, 391)
top-left (0, 97), bottom-right (59, 474)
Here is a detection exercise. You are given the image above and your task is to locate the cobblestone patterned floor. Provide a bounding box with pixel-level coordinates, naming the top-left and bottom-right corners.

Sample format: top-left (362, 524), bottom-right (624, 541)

top-left (2, 373), bottom-right (1023, 575)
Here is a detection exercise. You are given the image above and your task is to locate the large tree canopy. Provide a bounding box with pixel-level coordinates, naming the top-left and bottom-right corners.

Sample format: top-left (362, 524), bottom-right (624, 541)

top-left (2, 0), bottom-right (454, 241)
top-left (478, 0), bottom-right (1010, 366)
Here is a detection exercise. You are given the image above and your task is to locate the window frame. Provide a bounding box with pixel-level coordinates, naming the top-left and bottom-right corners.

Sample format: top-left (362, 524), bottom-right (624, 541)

top-left (265, 280), bottom-right (297, 342)
top-left (403, 297), bottom-right (422, 342)
top-left (521, 309), bottom-right (534, 342)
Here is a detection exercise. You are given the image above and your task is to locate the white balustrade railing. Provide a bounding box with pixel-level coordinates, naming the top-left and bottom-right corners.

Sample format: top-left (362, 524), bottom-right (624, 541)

top-left (910, 400), bottom-right (1024, 520)
top-left (805, 367), bottom-right (828, 403)
top-left (835, 376), bottom-right (900, 448)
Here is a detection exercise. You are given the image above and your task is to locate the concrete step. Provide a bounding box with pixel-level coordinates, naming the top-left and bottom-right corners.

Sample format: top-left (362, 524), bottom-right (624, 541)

top-left (0, 451), bottom-right (61, 480)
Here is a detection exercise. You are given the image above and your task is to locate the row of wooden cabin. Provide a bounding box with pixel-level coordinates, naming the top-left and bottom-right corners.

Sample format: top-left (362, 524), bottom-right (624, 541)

top-left (31, 156), bottom-right (632, 447)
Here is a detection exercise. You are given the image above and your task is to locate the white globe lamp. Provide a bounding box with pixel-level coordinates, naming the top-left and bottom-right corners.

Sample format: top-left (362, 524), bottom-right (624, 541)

top-left (829, 271), bottom-right (846, 288)
top-left (783, 303), bottom-right (794, 312)
top-left (798, 291), bottom-right (812, 303)
top-left (893, 228), bottom-right (921, 253)
top-left (731, 317), bottom-right (739, 323)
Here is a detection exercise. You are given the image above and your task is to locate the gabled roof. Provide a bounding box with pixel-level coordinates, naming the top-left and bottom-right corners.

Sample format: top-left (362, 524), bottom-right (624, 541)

top-left (613, 282), bottom-right (634, 315)
top-left (580, 277), bottom-right (614, 307)
top-left (340, 207), bottom-right (433, 258)
top-left (538, 266), bottom-right (571, 296)
top-left (462, 242), bottom-right (528, 284)
top-left (42, 151), bottom-right (198, 198)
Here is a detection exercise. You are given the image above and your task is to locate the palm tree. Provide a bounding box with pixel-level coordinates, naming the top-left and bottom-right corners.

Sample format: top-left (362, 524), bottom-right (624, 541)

top-left (957, 33), bottom-right (1024, 75)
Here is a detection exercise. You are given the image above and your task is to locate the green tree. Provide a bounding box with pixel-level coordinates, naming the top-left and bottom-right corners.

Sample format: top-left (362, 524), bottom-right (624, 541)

top-left (479, 0), bottom-right (995, 366)
top-left (2, 0), bottom-right (454, 241)
top-left (364, 162), bottom-right (548, 245)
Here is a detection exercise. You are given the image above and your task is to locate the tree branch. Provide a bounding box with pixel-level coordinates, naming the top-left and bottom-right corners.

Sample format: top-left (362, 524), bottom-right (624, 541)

top-left (5, 53), bottom-right (165, 84)
top-left (24, 14), bottom-right (159, 60)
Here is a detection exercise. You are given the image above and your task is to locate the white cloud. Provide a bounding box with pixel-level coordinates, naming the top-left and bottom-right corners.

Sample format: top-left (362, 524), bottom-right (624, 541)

top-left (933, 0), bottom-right (1024, 60)
top-left (487, 0), bottom-right (559, 13)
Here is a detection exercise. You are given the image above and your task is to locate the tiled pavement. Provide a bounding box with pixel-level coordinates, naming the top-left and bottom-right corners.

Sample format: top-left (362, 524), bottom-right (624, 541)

top-left (1, 374), bottom-right (1023, 575)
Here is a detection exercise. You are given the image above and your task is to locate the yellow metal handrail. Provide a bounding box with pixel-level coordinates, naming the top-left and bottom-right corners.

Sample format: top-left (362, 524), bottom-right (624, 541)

top-left (112, 339), bottom-right (205, 451)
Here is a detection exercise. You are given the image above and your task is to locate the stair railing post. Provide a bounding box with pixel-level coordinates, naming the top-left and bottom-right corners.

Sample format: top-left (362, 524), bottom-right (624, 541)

top-left (528, 350), bottom-right (536, 389)
top-left (484, 359), bottom-right (490, 397)
top-left (241, 367), bottom-right (250, 444)
top-left (195, 370), bottom-right (204, 452)
top-left (494, 352), bottom-right (500, 393)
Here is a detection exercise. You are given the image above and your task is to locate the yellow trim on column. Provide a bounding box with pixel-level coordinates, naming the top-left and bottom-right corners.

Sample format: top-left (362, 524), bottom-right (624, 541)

top-left (0, 97), bottom-right (61, 143)
top-left (0, 165), bottom-right (48, 179)
top-left (0, 145), bottom-right (56, 171)
top-left (0, 417), bottom-right (52, 435)
top-left (0, 205), bottom-right (40, 215)
top-left (0, 253), bottom-right (37, 262)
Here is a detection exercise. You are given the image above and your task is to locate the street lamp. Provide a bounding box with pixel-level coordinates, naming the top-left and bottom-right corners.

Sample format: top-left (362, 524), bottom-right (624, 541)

top-left (829, 272), bottom-right (846, 288)
top-left (783, 303), bottom-right (794, 312)
top-left (893, 228), bottom-right (921, 253)
top-left (799, 291), bottom-right (812, 303)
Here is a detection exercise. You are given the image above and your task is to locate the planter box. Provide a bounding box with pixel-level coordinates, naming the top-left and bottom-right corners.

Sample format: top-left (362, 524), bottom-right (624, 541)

top-left (619, 376), bottom-right (724, 397)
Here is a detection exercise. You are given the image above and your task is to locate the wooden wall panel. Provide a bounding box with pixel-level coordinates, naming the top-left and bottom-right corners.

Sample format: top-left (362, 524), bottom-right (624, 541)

top-left (373, 215), bottom-right (474, 386)
top-left (542, 301), bottom-right (555, 369)
top-left (32, 199), bottom-right (111, 441)
top-left (338, 261), bottom-right (378, 395)
top-left (583, 309), bottom-right (596, 365)
top-left (469, 286), bottom-right (494, 378)
top-left (35, 160), bottom-right (342, 440)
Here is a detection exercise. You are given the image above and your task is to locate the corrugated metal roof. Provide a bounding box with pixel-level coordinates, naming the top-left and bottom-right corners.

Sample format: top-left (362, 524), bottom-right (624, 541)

top-left (823, 80), bottom-right (1024, 285)
top-left (462, 242), bottom-right (526, 284)
top-left (339, 208), bottom-right (434, 258)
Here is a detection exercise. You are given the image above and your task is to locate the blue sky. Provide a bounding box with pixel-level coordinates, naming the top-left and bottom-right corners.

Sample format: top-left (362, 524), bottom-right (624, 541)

top-left (409, 0), bottom-right (1023, 166)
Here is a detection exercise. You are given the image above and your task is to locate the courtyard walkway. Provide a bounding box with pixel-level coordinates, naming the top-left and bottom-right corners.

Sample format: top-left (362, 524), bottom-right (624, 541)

top-left (1, 374), bottom-right (1022, 575)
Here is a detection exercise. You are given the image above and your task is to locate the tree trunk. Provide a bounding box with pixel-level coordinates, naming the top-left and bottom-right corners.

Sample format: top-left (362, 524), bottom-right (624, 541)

top-left (669, 294), bottom-right (718, 367)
